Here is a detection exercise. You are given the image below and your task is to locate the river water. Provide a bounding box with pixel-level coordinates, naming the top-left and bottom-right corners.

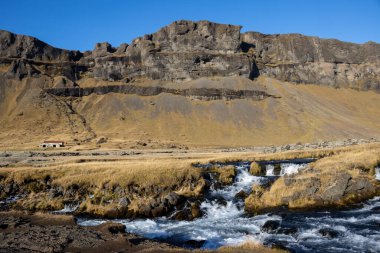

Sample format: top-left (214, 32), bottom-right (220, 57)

top-left (77, 161), bottom-right (380, 253)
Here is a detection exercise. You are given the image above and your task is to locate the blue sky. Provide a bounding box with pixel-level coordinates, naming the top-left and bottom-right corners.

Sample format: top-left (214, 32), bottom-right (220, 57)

top-left (0, 0), bottom-right (379, 51)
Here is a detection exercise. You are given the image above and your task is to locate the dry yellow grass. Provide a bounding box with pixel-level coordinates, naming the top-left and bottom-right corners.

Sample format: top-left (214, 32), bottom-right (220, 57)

top-left (209, 143), bottom-right (380, 164)
top-left (311, 146), bottom-right (380, 173)
top-left (207, 242), bottom-right (287, 253)
top-left (2, 143), bottom-right (379, 190)
top-left (141, 241), bottom-right (287, 253)
top-left (1, 142), bottom-right (379, 216)
top-left (0, 157), bottom-right (206, 216)
top-left (245, 145), bottom-right (380, 212)
top-left (209, 165), bottom-right (237, 185)
top-left (2, 76), bottom-right (380, 150)
top-left (0, 159), bottom-right (200, 189)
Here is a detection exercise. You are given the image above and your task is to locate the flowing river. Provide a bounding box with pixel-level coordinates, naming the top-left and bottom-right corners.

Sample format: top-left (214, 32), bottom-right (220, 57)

top-left (77, 161), bottom-right (380, 253)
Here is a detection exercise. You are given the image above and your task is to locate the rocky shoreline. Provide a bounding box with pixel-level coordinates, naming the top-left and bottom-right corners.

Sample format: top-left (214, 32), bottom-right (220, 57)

top-left (245, 147), bottom-right (380, 214)
top-left (0, 211), bottom-right (289, 253)
top-left (0, 143), bottom-right (379, 252)
top-left (1, 139), bottom-right (380, 220)
top-left (0, 211), bottom-right (191, 253)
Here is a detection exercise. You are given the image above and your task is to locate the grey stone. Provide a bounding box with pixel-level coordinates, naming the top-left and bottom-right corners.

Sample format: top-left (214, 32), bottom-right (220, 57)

top-left (118, 197), bottom-right (130, 208)
top-left (1, 21), bottom-right (379, 90)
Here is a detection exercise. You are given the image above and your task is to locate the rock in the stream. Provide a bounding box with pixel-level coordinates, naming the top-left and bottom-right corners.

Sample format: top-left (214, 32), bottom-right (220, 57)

top-left (183, 239), bottom-right (206, 248)
top-left (190, 201), bottom-right (203, 219)
top-left (249, 162), bottom-right (265, 176)
top-left (104, 222), bottom-right (126, 234)
top-left (318, 228), bottom-right (341, 238)
top-left (235, 190), bottom-right (249, 199)
top-left (261, 220), bottom-right (280, 233)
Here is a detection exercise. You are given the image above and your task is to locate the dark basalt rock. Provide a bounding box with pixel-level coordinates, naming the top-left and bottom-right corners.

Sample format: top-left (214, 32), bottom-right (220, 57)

top-left (45, 84), bottom-right (274, 101)
top-left (241, 32), bottom-right (380, 90)
top-left (235, 190), bottom-right (249, 199)
top-left (261, 220), bottom-right (280, 233)
top-left (0, 29), bottom-right (82, 62)
top-left (106, 223), bottom-right (126, 234)
top-left (92, 42), bottom-right (116, 58)
top-left (6, 59), bottom-right (40, 80)
top-left (318, 228), bottom-right (341, 238)
top-left (278, 226), bottom-right (298, 235)
top-left (1, 20), bottom-right (379, 91)
top-left (183, 239), bottom-right (206, 248)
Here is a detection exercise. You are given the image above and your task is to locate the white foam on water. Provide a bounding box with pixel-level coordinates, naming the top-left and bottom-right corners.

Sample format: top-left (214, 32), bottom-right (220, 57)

top-left (201, 200), bottom-right (242, 219)
top-left (77, 218), bottom-right (107, 226)
top-left (0, 195), bottom-right (23, 206)
top-left (265, 163), bottom-right (307, 176)
top-left (342, 196), bottom-right (380, 213)
top-left (121, 214), bottom-right (275, 249)
top-left (280, 163), bottom-right (307, 175)
top-left (114, 164), bottom-right (280, 249)
top-left (53, 203), bottom-right (79, 214)
top-left (376, 167), bottom-right (380, 180)
top-left (76, 162), bottom-right (380, 252)
top-left (124, 219), bottom-right (172, 239)
top-left (339, 231), bottom-right (380, 252)
top-left (265, 165), bottom-right (275, 176)
top-left (210, 165), bottom-right (263, 201)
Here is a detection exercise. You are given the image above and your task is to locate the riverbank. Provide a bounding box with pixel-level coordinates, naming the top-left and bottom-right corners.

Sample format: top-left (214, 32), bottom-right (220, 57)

top-left (0, 141), bottom-right (379, 252)
top-left (1, 142), bottom-right (379, 218)
top-left (0, 211), bottom-right (286, 253)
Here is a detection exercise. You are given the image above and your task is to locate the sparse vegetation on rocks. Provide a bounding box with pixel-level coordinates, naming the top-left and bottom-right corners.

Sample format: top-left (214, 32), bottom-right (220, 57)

top-left (245, 147), bottom-right (380, 214)
top-left (249, 162), bottom-right (265, 176)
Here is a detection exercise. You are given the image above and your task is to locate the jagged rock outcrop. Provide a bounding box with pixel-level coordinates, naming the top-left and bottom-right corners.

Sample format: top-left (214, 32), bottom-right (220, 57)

top-left (0, 20), bottom-right (379, 91)
top-left (90, 20), bottom-right (252, 82)
top-left (0, 30), bottom-right (82, 62)
top-left (241, 32), bottom-right (380, 90)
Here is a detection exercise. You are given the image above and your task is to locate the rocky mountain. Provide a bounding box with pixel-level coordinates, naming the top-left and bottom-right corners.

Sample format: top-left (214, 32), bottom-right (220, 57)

top-left (0, 20), bottom-right (380, 149)
top-left (1, 20), bottom-right (379, 90)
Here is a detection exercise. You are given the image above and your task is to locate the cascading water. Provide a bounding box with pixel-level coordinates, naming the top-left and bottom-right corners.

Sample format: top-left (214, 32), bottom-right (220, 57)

top-left (53, 203), bottom-right (79, 214)
top-left (77, 160), bottom-right (380, 252)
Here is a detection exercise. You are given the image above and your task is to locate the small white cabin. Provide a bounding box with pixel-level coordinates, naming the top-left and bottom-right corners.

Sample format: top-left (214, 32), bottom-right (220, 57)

top-left (39, 141), bottom-right (65, 148)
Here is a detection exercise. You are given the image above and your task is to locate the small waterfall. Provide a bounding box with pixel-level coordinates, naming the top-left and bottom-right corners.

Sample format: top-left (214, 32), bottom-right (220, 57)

top-left (76, 160), bottom-right (380, 252)
top-left (53, 203), bottom-right (79, 214)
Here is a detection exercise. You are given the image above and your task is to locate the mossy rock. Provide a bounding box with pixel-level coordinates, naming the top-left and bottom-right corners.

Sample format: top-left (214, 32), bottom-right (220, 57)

top-left (249, 162), bottom-right (265, 176)
top-left (217, 165), bottom-right (237, 185)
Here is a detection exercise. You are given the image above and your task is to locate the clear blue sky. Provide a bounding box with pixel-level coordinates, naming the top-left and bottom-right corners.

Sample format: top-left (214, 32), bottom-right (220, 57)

top-left (1, 0), bottom-right (379, 51)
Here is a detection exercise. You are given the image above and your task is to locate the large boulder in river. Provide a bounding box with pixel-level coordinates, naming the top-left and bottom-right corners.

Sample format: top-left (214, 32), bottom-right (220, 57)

top-left (249, 162), bottom-right (265, 176)
top-left (245, 148), bottom-right (380, 214)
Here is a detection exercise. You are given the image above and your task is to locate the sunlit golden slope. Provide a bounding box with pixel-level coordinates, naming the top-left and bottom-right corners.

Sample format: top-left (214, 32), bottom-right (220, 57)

top-left (1, 76), bottom-right (380, 150)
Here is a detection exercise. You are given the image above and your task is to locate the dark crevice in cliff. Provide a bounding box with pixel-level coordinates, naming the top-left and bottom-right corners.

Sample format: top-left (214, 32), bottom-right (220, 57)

top-left (249, 62), bottom-right (260, 79)
top-left (45, 85), bottom-right (278, 101)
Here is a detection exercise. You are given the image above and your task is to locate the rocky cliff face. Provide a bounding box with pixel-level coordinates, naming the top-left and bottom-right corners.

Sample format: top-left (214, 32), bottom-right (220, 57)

top-left (0, 20), bottom-right (379, 90)
top-left (242, 32), bottom-right (380, 90)
top-left (89, 20), bottom-right (251, 82)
